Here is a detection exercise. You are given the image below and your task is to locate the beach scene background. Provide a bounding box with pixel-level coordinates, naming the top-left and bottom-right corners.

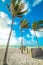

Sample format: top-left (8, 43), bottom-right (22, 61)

top-left (0, 0), bottom-right (43, 65)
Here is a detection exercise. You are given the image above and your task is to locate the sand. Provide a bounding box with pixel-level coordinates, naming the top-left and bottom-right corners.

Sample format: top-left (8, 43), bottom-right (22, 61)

top-left (0, 48), bottom-right (43, 65)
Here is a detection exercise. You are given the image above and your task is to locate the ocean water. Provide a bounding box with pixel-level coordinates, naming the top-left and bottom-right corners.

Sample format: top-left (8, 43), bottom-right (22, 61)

top-left (0, 45), bottom-right (21, 48)
top-left (0, 45), bottom-right (43, 48)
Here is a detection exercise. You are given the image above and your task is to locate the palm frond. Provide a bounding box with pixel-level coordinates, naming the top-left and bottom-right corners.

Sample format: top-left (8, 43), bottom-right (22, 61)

top-left (38, 20), bottom-right (43, 24)
top-left (14, 3), bottom-right (25, 15)
top-left (11, 0), bottom-right (17, 5)
top-left (32, 22), bottom-right (38, 30)
top-left (20, 19), bottom-right (30, 28)
top-left (14, 0), bottom-right (22, 12)
top-left (14, 4), bottom-right (19, 11)
top-left (18, 10), bottom-right (28, 15)
top-left (17, 0), bottom-right (22, 4)
top-left (10, 0), bottom-right (28, 17)
top-left (18, 3), bottom-right (25, 12)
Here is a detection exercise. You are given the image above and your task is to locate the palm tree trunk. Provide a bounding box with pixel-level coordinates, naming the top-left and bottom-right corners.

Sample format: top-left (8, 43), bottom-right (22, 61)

top-left (21, 28), bottom-right (23, 53)
top-left (24, 46), bottom-right (25, 51)
top-left (34, 30), bottom-right (39, 48)
top-left (27, 48), bottom-right (28, 53)
top-left (3, 17), bottom-right (14, 65)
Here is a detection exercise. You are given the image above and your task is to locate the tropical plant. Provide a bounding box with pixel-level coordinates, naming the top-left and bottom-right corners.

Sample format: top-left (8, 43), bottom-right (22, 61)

top-left (3, 0), bottom-right (28, 65)
top-left (32, 20), bottom-right (43, 48)
top-left (38, 20), bottom-right (43, 30)
top-left (32, 21), bottom-right (39, 48)
top-left (20, 19), bottom-right (30, 53)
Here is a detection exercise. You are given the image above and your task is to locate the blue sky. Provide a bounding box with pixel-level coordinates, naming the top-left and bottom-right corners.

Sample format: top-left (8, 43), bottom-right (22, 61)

top-left (0, 0), bottom-right (43, 47)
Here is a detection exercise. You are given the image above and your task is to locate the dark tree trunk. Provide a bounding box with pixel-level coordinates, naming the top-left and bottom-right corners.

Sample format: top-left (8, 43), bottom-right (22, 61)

top-left (3, 17), bottom-right (14, 65)
top-left (27, 48), bottom-right (28, 53)
top-left (24, 46), bottom-right (25, 51)
top-left (34, 30), bottom-right (39, 48)
top-left (21, 29), bottom-right (23, 53)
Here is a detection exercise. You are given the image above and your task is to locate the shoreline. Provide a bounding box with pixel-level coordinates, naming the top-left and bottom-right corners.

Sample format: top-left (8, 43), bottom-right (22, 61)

top-left (0, 45), bottom-right (43, 48)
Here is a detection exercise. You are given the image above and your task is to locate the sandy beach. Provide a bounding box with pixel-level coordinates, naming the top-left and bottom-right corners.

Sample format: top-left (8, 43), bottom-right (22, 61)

top-left (0, 48), bottom-right (43, 65)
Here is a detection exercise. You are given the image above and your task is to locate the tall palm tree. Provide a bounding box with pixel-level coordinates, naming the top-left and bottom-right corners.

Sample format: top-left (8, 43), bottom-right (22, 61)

top-left (20, 19), bottom-right (30, 53)
top-left (3, 0), bottom-right (28, 65)
top-left (32, 21), bottom-right (43, 57)
top-left (32, 20), bottom-right (43, 47)
top-left (32, 22), bottom-right (39, 48)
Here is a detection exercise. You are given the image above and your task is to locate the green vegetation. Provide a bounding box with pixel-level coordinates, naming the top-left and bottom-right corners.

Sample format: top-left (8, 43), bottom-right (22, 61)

top-left (32, 21), bottom-right (39, 48)
top-left (32, 20), bottom-right (43, 48)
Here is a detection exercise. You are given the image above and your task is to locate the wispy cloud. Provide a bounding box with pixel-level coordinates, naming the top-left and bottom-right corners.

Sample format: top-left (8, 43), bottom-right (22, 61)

top-left (0, 11), bottom-right (31, 45)
top-left (30, 29), bottom-right (43, 38)
top-left (25, 0), bottom-right (43, 13)
top-left (2, 0), bottom-right (5, 2)
top-left (26, 34), bottom-right (32, 38)
top-left (18, 36), bottom-right (33, 46)
top-left (7, 20), bottom-right (18, 26)
top-left (33, 0), bottom-right (42, 7)
top-left (35, 31), bottom-right (43, 37)
top-left (0, 12), bottom-right (20, 45)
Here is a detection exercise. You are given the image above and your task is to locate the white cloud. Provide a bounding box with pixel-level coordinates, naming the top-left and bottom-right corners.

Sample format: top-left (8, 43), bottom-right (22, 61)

top-left (13, 22), bottom-right (18, 25)
top-left (27, 34), bottom-right (31, 38)
top-left (0, 12), bottom-right (7, 18)
top-left (18, 37), bottom-right (28, 46)
top-left (0, 11), bottom-right (29, 46)
top-left (7, 20), bottom-right (12, 25)
top-left (18, 36), bottom-right (35, 46)
top-left (7, 20), bottom-right (18, 26)
top-left (21, 0), bottom-right (43, 14)
top-left (26, 34), bottom-right (34, 41)
top-left (0, 11), bottom-right (20, 45)
top-left (0, 12), bottom-right (43, 46)
top-left (37, 28), bottom-right (43, 32)
top-left (30, 30), bottom-right (43, 38)
top-left (0, 12), bottom-right (10, 45)
top-left (35, 31), bottom-right (43, 37)
top-left (33, 0), bottom-right (42, 7)
top-left (31, 38), bottom-right (34, 42)
top-left (30, 30), bottom-right (35, 36)
top-left (10, 36), bottom-right (20, 45)
top-left (2, 0), bottom-right (5, 2)
top-left (18, 37), bottom-right (25, 44)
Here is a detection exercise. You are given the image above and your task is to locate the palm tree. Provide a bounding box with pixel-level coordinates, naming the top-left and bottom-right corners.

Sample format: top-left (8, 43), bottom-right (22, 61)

top-left (20, 19), bottom-right (30, 53)
top-left (32, 21), bottom-right (43, 57)
top-left (32, 21), bottom-right (39, 48)
top-left (32, 20), bottom-right (43, 47)
top-left (3, 0), bottom-right (28, 65)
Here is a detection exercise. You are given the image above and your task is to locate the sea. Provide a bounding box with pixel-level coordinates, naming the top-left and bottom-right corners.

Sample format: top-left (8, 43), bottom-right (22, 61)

top-left (0, 44), bottom-right (43, 48)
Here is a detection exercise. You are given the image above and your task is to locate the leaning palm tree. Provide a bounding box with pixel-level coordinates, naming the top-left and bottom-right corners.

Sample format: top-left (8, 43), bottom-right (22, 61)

top-left (32, 21), bottom-right (39, 48)
top-left (32, 20), bottom-right (43, 47)
top-left (20, 19), bottom-right (30, 53)
top-left (32, 21), bottom-right (43, 57)
top-left (3, 0), bottom-right (28, 65)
